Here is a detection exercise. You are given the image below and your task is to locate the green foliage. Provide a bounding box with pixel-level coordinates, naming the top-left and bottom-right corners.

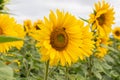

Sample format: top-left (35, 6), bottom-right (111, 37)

top-left (0, 61), bottom-right (14, 80)
top-left (104, 38), bottom-right (120, 80)
top-left (6, 36), bottom-right (44, 80)
top-left (0, 0), bottom-right (9, 14)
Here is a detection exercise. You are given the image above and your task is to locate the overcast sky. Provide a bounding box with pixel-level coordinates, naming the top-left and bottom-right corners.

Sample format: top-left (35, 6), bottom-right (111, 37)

top-left (7, 0), bottom-right (120, 28)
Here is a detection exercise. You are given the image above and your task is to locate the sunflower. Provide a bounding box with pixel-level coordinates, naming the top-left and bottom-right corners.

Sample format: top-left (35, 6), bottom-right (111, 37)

top-left (0, 14), bottom-right (25, 53)
top-left (112, 27), bottom-right (120, 40)
top-left (11, 24), bottom-right (25, 50)
top-left (95, 36), bottom-right (109, 58)
top-left (33, 9), bottom-right (94, 66)
top-left (89, 0), bottom-right (115, 37)
top-left (24, 19), bottom-right (41, 36)
top-left (33, 19), bottom-right (42, 30)
top-left (24, 19), bottom-right (33, 35)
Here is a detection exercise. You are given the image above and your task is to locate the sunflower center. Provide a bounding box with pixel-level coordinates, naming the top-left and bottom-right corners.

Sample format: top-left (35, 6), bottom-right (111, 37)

top-left (0, 28), bottom-right (3, 35)
top-left (115, 31), bottom-right (120, 36)
top-left (50, 27), bottom-right (68, 51)
top-left (97, 14), bottom-right (105, 26)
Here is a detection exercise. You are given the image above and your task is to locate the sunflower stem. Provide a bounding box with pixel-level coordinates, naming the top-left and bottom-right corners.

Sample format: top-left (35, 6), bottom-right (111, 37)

top-left (65, 66), bottom-right (69, 80)
top-left (87, 56), bottom-right (93, 79)
top-left (44, 60), bottom-right (49, 80)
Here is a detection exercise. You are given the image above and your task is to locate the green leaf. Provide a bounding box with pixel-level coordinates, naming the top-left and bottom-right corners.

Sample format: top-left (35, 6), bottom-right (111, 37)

top-left (0, 61), bottom-right (14, 80)
top-left (94, 71), bottom-right (102, 79)
top-left (79, 17), bottom-right (88, 23)
top-left (110, 70), bottom-right (119, 77)
top-left (101, 44), bottom-right (119, 53)
top-left (93, 59), bottom-right (104, 71)
top-left (0, 10), bottom-right (9, 14)
top-left (101, 62), bottom-right (112, 70)
top-left (75, 74), bottom-right (86, 80)
top-left (0, 35), bottom-right (23, 43)
top-left (105, 55), bottom-right (115, 63)
top-left (93, 9), bottom-right (96, 15)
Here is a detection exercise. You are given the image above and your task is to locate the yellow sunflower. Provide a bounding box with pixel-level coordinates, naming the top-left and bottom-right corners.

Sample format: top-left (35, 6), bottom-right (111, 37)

top-left (33, 9), bottom-right (94, 66)
top-left (24, 19), bottom-right (41, 36)
top-left (95, 36), bottom-right (109, 58)
top-left (24, 19), bottom-right (33, 35)
top-left (33, 19), bottom-right (42, 30)
top-left (89, 0), bottom-right (115, 37)
top-left (112, 27), bottom-right (120, 40)
top-left (11, 24), bottom-right (25, 49)
top-left (0, 14), bottom-right (25, 53)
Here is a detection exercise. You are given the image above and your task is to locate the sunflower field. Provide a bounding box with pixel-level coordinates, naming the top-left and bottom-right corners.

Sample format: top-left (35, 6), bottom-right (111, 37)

top-left (0, 0), bottom-right (120, 80)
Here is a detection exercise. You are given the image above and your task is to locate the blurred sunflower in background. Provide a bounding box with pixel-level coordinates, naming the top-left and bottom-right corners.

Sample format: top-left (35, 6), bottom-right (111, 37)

top-left (0, 14), bottom-right (25, 53)
top-left (24, 19), bottom-right (33, 35)
top-left (33, 9), bottom-right (94, 66)
top-left (95, 36), bottom-right (110, 58)
top-left (24, 19), bottom-right (42, 36)
top-left (11, 24), bottom-right (25, 50)
top-left (33, 19), bottom-right (42, 30)
top-left (112, 27), bottom-right (120, 40)
top-left (89, 0), bottom-right (115, 37)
